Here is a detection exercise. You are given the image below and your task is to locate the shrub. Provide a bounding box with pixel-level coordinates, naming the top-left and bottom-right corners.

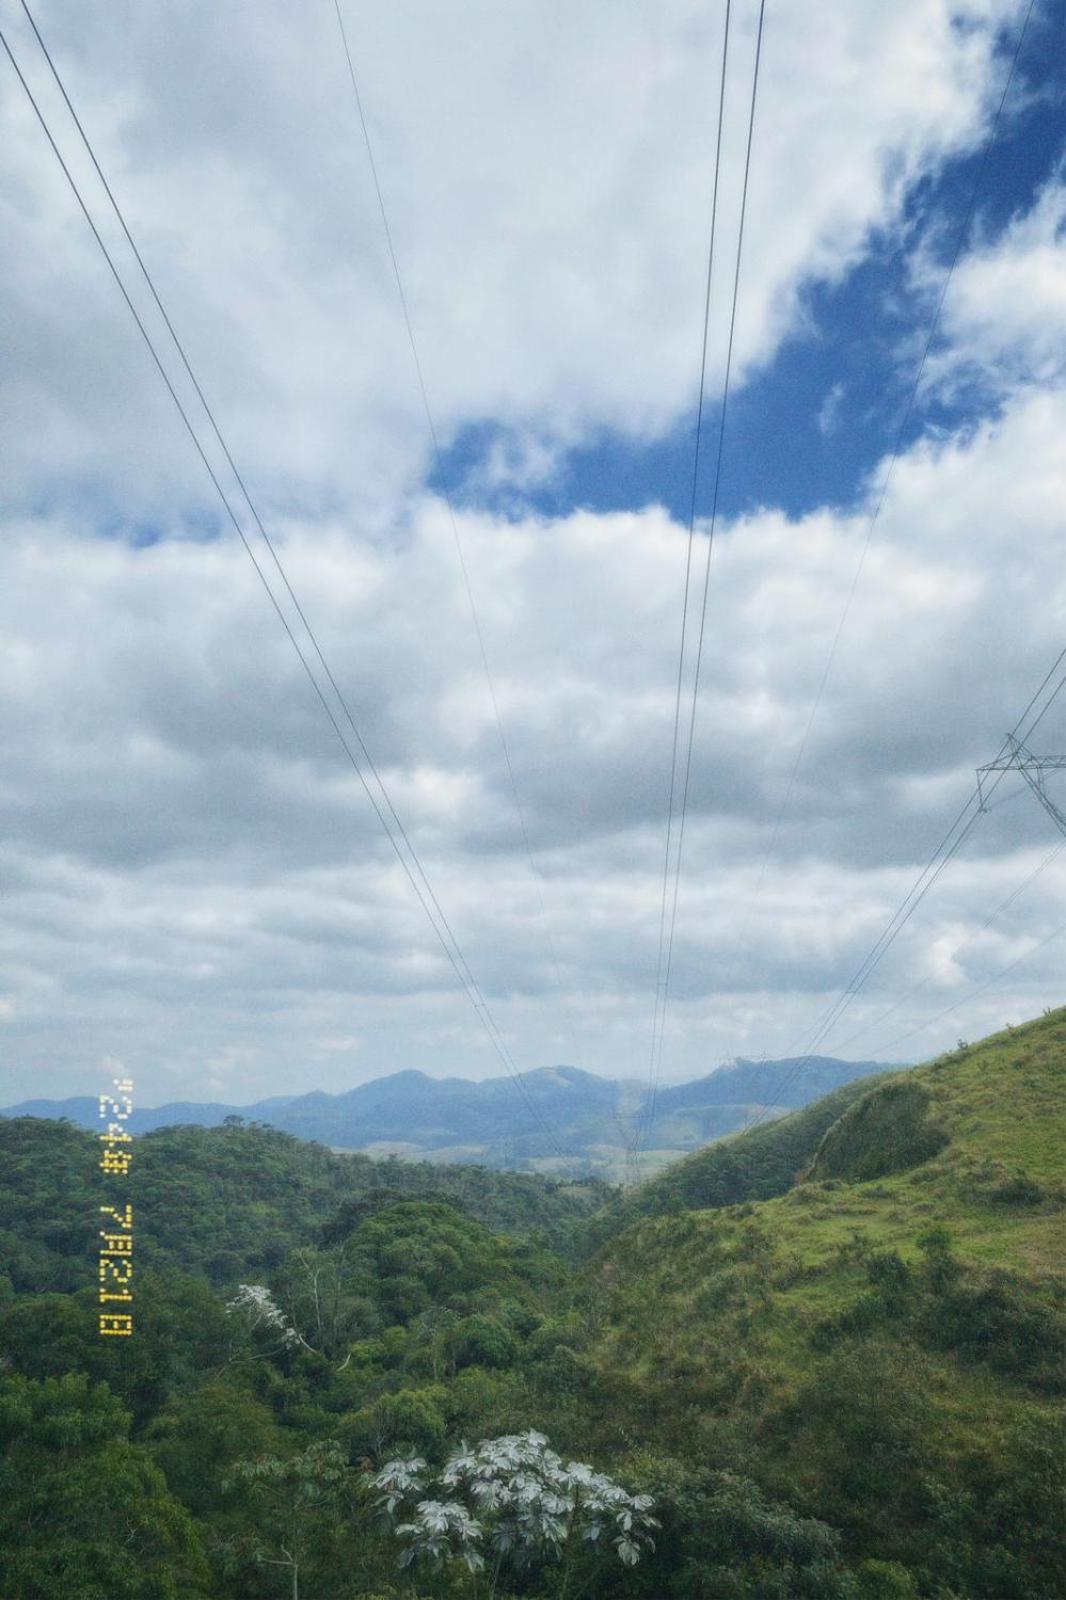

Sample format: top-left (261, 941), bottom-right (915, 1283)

top-left (668, 1468), bottom-right (853, 1598)
top-left (866, 1252), bottom-right (911, 1295)
top-left (813, 1082), bottom-right (949, 1182)
top-left (343, 1388), bottom-right (446, 1459)
top-left (918, 1274), bottom-right (1065, 1384)
top-left (447, 1314), bottom-right (519, 1371)
top-left (989, 1173), bottom-right (1046, 1206)
top-left (852, 1559), bottom-right (919, 1598)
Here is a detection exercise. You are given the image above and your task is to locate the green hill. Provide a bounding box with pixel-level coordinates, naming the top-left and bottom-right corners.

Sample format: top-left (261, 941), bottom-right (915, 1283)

top-left (576, 1070), bottom-right (895, 1254)
top-left (0, 1013), bottom-right (1062, 1598)
top-left (0, 1116), bottom-right (610, 1295)
top-left (576, 1010), bottom-right (1066, 1593)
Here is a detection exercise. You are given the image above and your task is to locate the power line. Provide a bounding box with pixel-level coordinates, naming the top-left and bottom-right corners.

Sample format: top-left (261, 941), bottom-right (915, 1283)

top-left (635, 0), bottom-right (767, 1157)
top-left (831, 831), bottom-right (1063, 1056)
top-left (838, 739), bottom-right (1066, 1055)
top-left (3, 13), bottom-right (564, 1155)
top-left (639, 0), bottom-right (733, 1172)
top-left (15, 0), bottom-right (507, 1063)
top-left (330, 0), bottom-right (584, 1079)
top-left (755, 0), bottom-right (1039, 892)
top-left (735, 645), bottom-right (1066, 1136)
top-left (875, 911), bottom-right (1066, 1060)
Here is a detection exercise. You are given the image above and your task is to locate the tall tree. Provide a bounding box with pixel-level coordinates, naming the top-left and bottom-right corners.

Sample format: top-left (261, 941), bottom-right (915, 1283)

top-left (0, 1373), bottom-right (210, 1599)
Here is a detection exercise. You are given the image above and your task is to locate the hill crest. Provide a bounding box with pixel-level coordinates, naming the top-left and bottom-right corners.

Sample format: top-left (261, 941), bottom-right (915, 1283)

top-left (1, 1054), bottom-right (890, 1178)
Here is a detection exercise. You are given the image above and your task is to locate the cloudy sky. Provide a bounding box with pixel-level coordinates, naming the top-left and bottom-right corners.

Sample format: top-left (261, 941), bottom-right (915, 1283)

top-left (1, 0), bottom-right (1064, 1109)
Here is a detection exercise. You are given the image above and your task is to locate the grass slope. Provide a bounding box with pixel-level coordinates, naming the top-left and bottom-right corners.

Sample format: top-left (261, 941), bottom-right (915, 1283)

top-left (577, 1072), bottom-right (895, 1253)
top-left (581, 1011), bottom-right (1066, 1585)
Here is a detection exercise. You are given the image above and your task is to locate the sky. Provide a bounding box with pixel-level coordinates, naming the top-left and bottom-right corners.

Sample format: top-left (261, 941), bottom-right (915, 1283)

top-left (1, 0), bottom-right (1065, 1108)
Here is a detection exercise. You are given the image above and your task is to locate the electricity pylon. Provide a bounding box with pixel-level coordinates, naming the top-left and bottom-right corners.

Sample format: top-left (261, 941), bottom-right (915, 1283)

top-left (977, 734), bottom-right (1066, 837)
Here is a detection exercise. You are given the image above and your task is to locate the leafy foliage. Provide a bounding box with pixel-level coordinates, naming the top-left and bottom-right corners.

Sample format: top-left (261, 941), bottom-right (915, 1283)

top-left (220, 1441), bottom-right (354, 1597)
top-left (0, 1115), bottom-right (609, 1294)
top-left (0, 1011), bottom-right (1063, 1597)
top-left (810, 1080), bottom-right (949, 1181)
top-left (0, 1373), bottom-right (211, 1598)
top-left (373, 1430), bottom-right (657, 1591)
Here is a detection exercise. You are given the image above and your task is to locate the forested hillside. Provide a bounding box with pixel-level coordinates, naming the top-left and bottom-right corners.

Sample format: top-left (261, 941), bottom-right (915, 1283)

top-left (0, 1118), bottom-right (609, 1293)
top-left (1, 1012), bottom-right (1063, 1598)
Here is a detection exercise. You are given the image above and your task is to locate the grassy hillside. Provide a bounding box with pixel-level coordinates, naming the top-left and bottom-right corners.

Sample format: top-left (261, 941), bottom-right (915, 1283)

top-left (577, 1070), bottom-right (895, 1253)
top-left (577, 1010), bottom-right (1066, 1591)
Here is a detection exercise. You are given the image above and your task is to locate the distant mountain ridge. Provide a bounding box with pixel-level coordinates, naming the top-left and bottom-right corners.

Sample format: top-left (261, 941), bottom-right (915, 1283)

top-left (2, 1056), bottom-right (892, 1177)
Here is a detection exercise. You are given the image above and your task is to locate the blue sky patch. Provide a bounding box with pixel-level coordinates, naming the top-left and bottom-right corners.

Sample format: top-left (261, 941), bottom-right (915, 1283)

top-left (430, 7), bottom-right (1065, 528)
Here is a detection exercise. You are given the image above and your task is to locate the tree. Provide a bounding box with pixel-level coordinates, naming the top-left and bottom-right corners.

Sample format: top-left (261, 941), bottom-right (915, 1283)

top-left (148, 1378), bottom-right (284, 1518)
top-left (666, 1468), bottom-right (854, 1598)
top-left (447, 1313), bottom-right (520, 1372)
top-left (371, 1429), bottom-right (657, 1598)
top-left (0, 1372), bottom-right (210, 1599)
top-left (343, 1386), bottom-right (447, 1460)
top-left (221, 1440), bottom-right (353, 1600)
top-left (226, 1281), bottom-right (302, 1351)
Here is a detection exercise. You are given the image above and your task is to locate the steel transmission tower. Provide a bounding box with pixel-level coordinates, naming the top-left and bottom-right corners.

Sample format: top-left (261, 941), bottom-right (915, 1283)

top-left (978, 735), bottom-right (1066, 837)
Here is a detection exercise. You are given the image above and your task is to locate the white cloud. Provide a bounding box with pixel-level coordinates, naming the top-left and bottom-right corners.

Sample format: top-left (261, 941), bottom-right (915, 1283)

top-left (937, 173), bottom-right (1066, 389)
top-left (2, 0), bottom-right (1063, 1108)
top-left (0, 0), bottom-right (1025, 516)
top-left (816, 382), bottom-right (845, 436)
top-left (0, 376), bottom-right (1064, 1101)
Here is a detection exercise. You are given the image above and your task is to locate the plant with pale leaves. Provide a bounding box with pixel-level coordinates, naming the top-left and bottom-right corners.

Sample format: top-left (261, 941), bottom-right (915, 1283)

top-left (396, 1498), bottom-right (484, 1573)
top-left (371, 1430), bottom-right (656, 1595)
top-left (225, 1283), bottom-right (301, 1347)
top-left (372, 1456), bottom-right (427, 1517)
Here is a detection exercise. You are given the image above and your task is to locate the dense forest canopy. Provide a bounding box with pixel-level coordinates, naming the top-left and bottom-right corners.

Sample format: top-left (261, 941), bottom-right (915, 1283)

top-left (1, 1011), bottom-right (1063, 1598)
top-left (0, 1117), bottom-right (610, 1295)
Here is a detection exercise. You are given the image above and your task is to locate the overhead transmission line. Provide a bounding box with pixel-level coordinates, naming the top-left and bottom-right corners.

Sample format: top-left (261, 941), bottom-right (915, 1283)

top-left (854, 738), bottom-right (1066, 1059)
top-left (870, 911), bottom-right (1066, 1061)
top-left (755, 0), bottom-right (1039, 892)
top-left (3, 8), bottom-right (565, 1156)
top-left (329, 0), bottom-right (588, 1086)
top-left (830, 831), bottom-right (1064, 1057)
top-left (734, 642), bottom-right (1066, 1139)
top-left (634, 0), bottom-right (734, 1174)
top-left (633, 0), bottom-right (767, 1160)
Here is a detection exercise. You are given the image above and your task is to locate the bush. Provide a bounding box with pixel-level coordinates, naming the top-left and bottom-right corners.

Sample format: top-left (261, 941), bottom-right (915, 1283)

top-left (447, 1314), bottom-right (519, 1371)
top-left (812, 1082), bottom-right (949, 1182)
top-left (343, 1387), bottom-right (446, 1459)
top-left (918, 1274), bottom-right (1065, 1384)
top-left (788, 1339), bottom-right (936, 1541)
top-left (666, 1468), bottom-right (854, 1598)
top-left (852, 1559), bottom-right (918, 1598)
top-left (989, 1173), bottom-right (1046, 1206)
top-left (866, 1252), bottom-right (911, 1295)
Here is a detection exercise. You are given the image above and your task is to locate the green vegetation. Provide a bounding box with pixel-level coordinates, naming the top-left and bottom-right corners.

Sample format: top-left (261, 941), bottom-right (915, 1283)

top-left (576, 1072), bottom-right (893, 1251)
top-left (578, 1012), bottom-right (1066, 1595)
top-left (1, 1011), bottom-right (1063, 1597)
top-left (0, 1117), bottom-right (610, 1294)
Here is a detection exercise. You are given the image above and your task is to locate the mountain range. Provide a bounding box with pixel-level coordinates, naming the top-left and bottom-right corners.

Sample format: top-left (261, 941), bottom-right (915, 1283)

top-left (1, 1055), bottom-right (891, 1177)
